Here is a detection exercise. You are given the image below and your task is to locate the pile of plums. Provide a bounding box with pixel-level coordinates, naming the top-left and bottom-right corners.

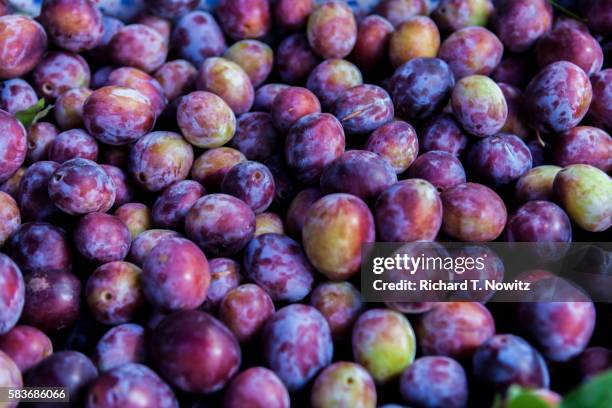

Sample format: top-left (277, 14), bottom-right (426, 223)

top-left (0, 0), bottom-right (611, 407)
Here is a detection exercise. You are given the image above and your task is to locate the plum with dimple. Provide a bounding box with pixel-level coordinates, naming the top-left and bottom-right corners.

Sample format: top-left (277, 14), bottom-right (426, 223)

top-left (311, 362), bottom-right (377, 408)
top-left (221, 161), bottom-right (275, 214)
top-left (32, 51), bottom-right (90, 100)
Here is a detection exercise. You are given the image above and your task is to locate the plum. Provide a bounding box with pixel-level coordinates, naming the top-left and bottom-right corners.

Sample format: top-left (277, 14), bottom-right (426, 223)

top-left (418, 302), bottom-right (495, 360)
top-left (48, 158), bottom-right (115, 215)
top-left (244, 233), bottom-right (314, 302)
top-left (191, 147), bottom-right (246, 191)
top-left (48, 129), bottom-right (98, 163)
top-left (201, 257), bottom-right (242, 311)
top-left (552, 126), bottom-right (612, 172)
top-left (303, 193), bottom-right (374, 280)
top-left (108, 24), bottom-right (167, 72)
top-left (307, 59), bottom-right (363, 109)
top-left (0, 167), bottom-right (24, 199)
top-left (219, 283), bottom-right (275, 343)
top-left (515, 165), bottom-right (562, 203)
top-left (498, 83), bottom-right (529, 139)
top-left (221, 161), bottom-right (275, 214)
top-left (492, 0), bottom-right (553, 52)
top-left (408, 151), bottom-right (466, 191)
top-left (230, 112), bottom-right (279, 161)
top-left (92, 323), bottom-right (147, 373)
top-left (255, 212), bottom-right (284, 236)
top-left (523, 61), bottom-right (592, 134)
top-left (0, 78), bottom-right (37, 114)
top-left (285, 113), bottom-right (345, 184)
top-left (505, 201), bottom-right (572, 247)
top-left (375, 0), bottom-right (427, 27)
top-left (186, 194), bottom-right (255, 256)
top-left (177, 91), bottom-right (235, 148)
top-left (0, 325), bottom-right (52, 372)
top-left (311, 362), bottom-right (377, 408)
top-left (101, 165), bottom-right (133, 207)
top-left (54, 88), bottom-right (93, 130)
top-left (217, 0), bottom-right (270, 40)
top-left (352, 309), bottom-right (416, 384)
top-left (151, 310), bottom-right (241, 393)
top-left (589, 69), bottom-right (612, 131)
top-left (40, 0), bottom-right (103, 52)
top-left (0, 191), bottom-right (19, 247)
top-left (553, 164), bottom-right (612, 232)
top-left (286, 188), bottom-right (322, 238)
top-left (128, 131), bottom-right (193, 192)
top-left (262, 304), bottom-right (333, 391)
top-left (350, 15), bottom-right (394, 75)
top-left (128, 229), bottom-right (180, 267)
top-left (332, 85), bottom-right (394, 135)
top-left (152, 180), bottom-right (204, 229)
top-left (154, 59), bottom-right (197, 101)
top-left (364, 120), bottom-right (418, 174)
top-left (432, 0), bottom-right (494, 32)
top-left (399, 356), bottom-right (468, 408)
top-left (473, 334), bottom-right (549, 392)
top-left (0, 350), bottom-right (22, 408)
top-left (106, 67), bottom-right (167, 118)
top-left (0, 110), bottom-right (27, 183)
top-left (26, 122), bottom-right (58, 163)
top-left (467, 133), bottom-right (532, 186)
top-left (86, 261), bottom-right (145, 325)
top-left (310, 281), bottom-right (362, 341)
top-left (32, 51), bottom-right (90, 100)
top-left (114, 203), bottom-right (152, 240)
top-left (197, 57), bottom-right (254, 115)
top-left (389, 58), bottom-right (454, 121)
top-left (0, 254), bottom-right (24, 336)
top-left (419, 114), bottom-right (468, 157)
top-left (441, 183), bottom-right (507, 241)
top-left (451, 75), bottom-right (508, 138)
top-left (375, 179), bottom-right (443, 242)
top-left (253, 83), bottom-right (289, 112)
top-left (389, 16), bottom-right (439, 68)
top-left (275, 34), bottom-right (319, 84)
top-left (86, 363), bottom-right (178, 408)
top-left (147, 0), bottom-right (197, 18)
top-left (0, 15), bottom-right (47, 79)
top-left (439, 27), bottom-right (503, 79)
top-left (142, 237), bottom-right (210, 312)
top-left (307, 2), bottom-right (357, 59)
top-left (21, 269), bottom-right (81, 332)
top-left (6, 222), bottom-right (71, 274)
top-left (274, 0), bottom-right (312, 32)
top-left (272, 86), bottom-right (321, 134)
top-left (74, 213), bottom-right (130, 263)
top-left (224, 40), bottom-right (273, 87)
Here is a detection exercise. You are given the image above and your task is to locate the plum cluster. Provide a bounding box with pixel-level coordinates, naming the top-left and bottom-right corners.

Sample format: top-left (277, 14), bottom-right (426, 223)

top-left (0, 0), bottom-right (611, 407)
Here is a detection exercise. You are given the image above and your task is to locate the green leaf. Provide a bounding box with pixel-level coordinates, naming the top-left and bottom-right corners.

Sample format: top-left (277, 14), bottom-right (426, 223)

top-left (14, 99), bottom-right (53, 127)
top-left (502, 386), bottom-right (555, 408)
top-left (548, 1), bottom-right (587, 22)
top-left (561, 371), bottom-right (612, 408)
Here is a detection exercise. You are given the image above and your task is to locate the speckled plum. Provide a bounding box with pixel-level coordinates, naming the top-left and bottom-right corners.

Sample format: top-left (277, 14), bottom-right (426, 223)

top-left (217, 0), bottom-right (270, 40)
top-left (219, 283), bottom-right (274, 342)
top-left (32, 51), bottom-right (90, 100)
top-left (48, 129), bottom-right (98, 163)
top-left (352, 308), bottom-right (416, 384)
top-left (388, 16), bottom-right (439, 67)
top-left (54, 88), bottom-right (93, 130)
top-left (419, 114), bottom-right (468, 157)
top-left (221, 161), bottom-right (275, 214)
top-left (21, 269), bottom-right (81, 332)
top-left (311, 362), bottom-right (376, 408)
top-left (303, 193), bottom-right (374, 280)
top-left (0, 191), bottom-right (19, 247)
top-left (467, 133), bottom-right (532, 186)
top-left (6, 222), bottom-right (71, 274)
top-left (26, 122), bottom-right (58, 163)
top-left (106, 67), bottom-right (167, 118)
top-left (307, 2), bottom-right (356, 59)
top-left (553, 164), bottom-right (612, 232)
top-left (92, 323), bottom-right (147, 373)
top-left (272, 86), bottom-right (321, 134)
top-left (86, 261), bottom-right (144, 325)
top-left (399, 356), bottom-right (468, 408)
top-left (307, 59), bottom-right (362, 109)
top-left (262, 304), bottom-right (333, 391)
top-left (589, 69), bottom-right (612, 131)
top-left (441, 182), bottom-right (507, 241)
top-left (74, 213), bottom-right (131, 263)
top-left (177, 91), bottom-right (235, 148)
top-left (473, 334), bottom-right (549, 392)
top-left (535, 23), bottom-right (603, 77)
top-left (0, 255), bottom-right (24, 336)
top-left (321, 150), bottom-right (397, 202)
top-left (224, 40), bottom-right (273, 87)
top-left (154, 60), bottom-right (197, 101)
top-left (553, 126), bottom-right (612, 172)
top-left (151, 310), bottom-right (241, 393)
top-left (191, 147), bottom-right (246, 191)
top-left (310, 281), bottom-right (362, 341)
top-left (48, 158), bottom-right (115, 215)
top-left (389, 58), bottom-right (454, 121)
top-left (171, 11), bottom-right (227, 68)
top-left (492, 0), bottom-right (552, 52)
top-left (0, 78), bottom-right (37, 114)
top-left (332, 85), bottom-right (394, 135)
top-left (350, 15), bottom-right (393, 75)
top-left (224, 367), bottom-right (290, 408)
top-left (408, 151), bottom-right (466, 191)
top-left (128, 229), bottom-right (180, 267)
top-left (83, 86), bottom-right (155, 146)
top-left (515, 165), bottom-right (561, 203)
top-left (275, 34), bottom-right (320, 84)
top-left (374, 179), bottom-right (442, 242)
top-left (523, 61), bottom-right (592, 134)
top-left (505, 201), bottom-right (572, 246)
top-left (418, 302), bottom-right (495, 360)
top-left (0, 350), bottom-right (22, 408)
top-left (197, 57), bottom-right (254, 114)
top-left (439, 27), bottom-right (503, 80)
top-left (253, 84), bottom-right (289, 112)
top-left (0, 325), bottom-right (52, 372)
top-left (451, 75), bottom-right (508, 138)
top-left (0, 15), bottom-right (47, 79)
top-left (86, 363), bottom-right (177, 408)
top-left (40, 0), bottom-right (103, 52)
top-left (108, 24), bottom-right (167, 73)
top-left (128, 131), bottom-right (193, 192)
top-left (142, 237), bottom-right (210, 312)
top-left (244, 233), bottom-right (314, 302)
top-left (0, 110), bottom-right (26, 183)
top-left (152, 180), bottom-right (204, 229)
top-left (114, 203), bottom-right (152, 240)
top-left (432, 0), bottom-right (493, 32)
top-left (274, 0), bottom-right (312, 32)
top-left (364, 120), bottom-right (418, 174)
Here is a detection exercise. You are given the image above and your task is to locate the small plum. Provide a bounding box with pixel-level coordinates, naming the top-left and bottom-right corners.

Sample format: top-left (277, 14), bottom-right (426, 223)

top-left (274, 0), bottom-right (312, 32)
top-left (197, 57), bottom-right (254, 115)
top-left (311, 362), bottom-right (377, 408)
top-left (419, 114), bottom-right (468, 157)
top-left (515, 165), bottom-right (562, 203)
top-left (26, 122), bottom-right (58, 163)
top-left (219, 283), bottom-right (275, 343)
top-left (40, 0), bottom-right (103, 52)
top-left (92, 323), bottom-right (147, 373)
top-left (0, 78), bottom-right (37, 114)
top-left (154, 59), bottom-right (197, 101)
top-left (310, 281), bottom-right (362, 341)
top-left (0, 255), bottom-right (24, 336)
top-left (191, 147), bottom-right (246, 191)
top-left (0, 110), bottom-right (27, 183)
top-left (253, 84), bottom-right (289, 112)
top-left (217, 0), bottom-right (270, 40)
top-left (230, 112), bottom-right (279, 161)
top-left (408, 151), bottom-right (466, 191)
top-left (375, 0), bottom-right (427, 26)
top-left (439, 26), bottom-right (503, 79)
top-left (332, 85), bottom-right (394, 135)
top-left (0, 191), bottom-right (19, 247)
top-left (272, 86), bottom-right (321, 134)
top-left (106, 67), bottom-right (167, 118)
top-left (0, 15), bottom-right (47, 79)
top-left (255, 212), bottom-right (284, 236)
top-left (114, 203), bottom-right (152, 240)
top-left (74, 213), bottom-right (131, 263)
top-left (467, 133), bottom-right (532, 186)
top-left (177, 91), bottom-right (236, 148)
top-left (307, 59), bottom-right (363, 109)
top-left (201, 257), bottom-right (242, 311)
top-left (492, 0), bottom-right (553, 52)
top-left (432, 0), bottom-right (494, 32)
top-left (152, 180), bottom-right (204, 229)
top-left (101, 165), bottom-right (133, 207)
top-left (108, 24), bottom-right (168, 73)
top-left (221, 161), bottom-right (275, 214)
top-left (48, 129), bottom-right (98, 163)
top-left (275, 34), bottom-right (319, 84)
top-left (350, 15), bottom-right (394, 75)
top-left (0, 325), bottom-right (52, 372)
top-left (54, 88), bottom-right (93, 130)
top-left (6, 222), bottom-right (71, 274)
top-left (171, 11), bottom-right (226, 67)
top-left (32, 51), bottom-right (90, 100)
top-left (224, 40), bottom-right (273, 87)
top-left (389, 16), bottom-right (439, 68)
top-left (307, 2), bottom-right (357, 59)
top-left (224, 367), bottom-right (290, 408)
top-left (128, 229), bottom-right (181, 267)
